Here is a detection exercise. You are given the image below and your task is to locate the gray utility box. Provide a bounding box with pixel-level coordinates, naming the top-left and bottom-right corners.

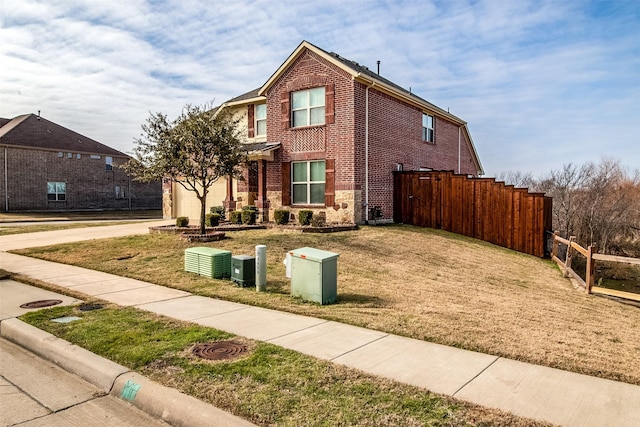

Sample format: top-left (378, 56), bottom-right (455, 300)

top-left (289, 247), bottom-right (339, 305)
top-left (231, 255), bottom-right (255, 287)
top-left (184, 247), bottom-right (231, 279)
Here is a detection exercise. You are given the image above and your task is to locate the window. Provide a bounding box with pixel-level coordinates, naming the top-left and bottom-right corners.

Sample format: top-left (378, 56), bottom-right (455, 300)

top-left (47, 182), bottom-right (66, 201)
top-left (115, 186), bottom-right (126, 199)
top-left (292, 87), bottom-right (325, 127)
top-left (57, 152), bottom-right (63, 158)
top-left (67, 152), bottom-right (72, 158)
top-left (292, 161), bottom-right (325, 204)
top-left (76, 153), bottom-right (81, 159)
top-left (90, 155), bottom-right (101, 159)
top-left (105, 156), bottom-right (113, 170)
top-left (255, 104), bottom-right (266, 136)
top-left (422, 113), bottom-right (434, 143)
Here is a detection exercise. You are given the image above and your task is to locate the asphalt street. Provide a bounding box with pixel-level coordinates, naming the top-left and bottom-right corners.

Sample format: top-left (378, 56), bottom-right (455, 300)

top-left (0, 337), bottom-right (169, 426)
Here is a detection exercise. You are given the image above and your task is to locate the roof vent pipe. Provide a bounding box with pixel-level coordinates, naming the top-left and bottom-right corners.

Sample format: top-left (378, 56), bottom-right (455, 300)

top-left (376, 60), bottom-right (380, 75)
top-left (37, 110), bottom-right (41, 120)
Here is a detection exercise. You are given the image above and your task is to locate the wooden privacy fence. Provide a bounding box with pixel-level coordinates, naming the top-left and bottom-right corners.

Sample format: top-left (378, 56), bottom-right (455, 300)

top-left (393, 171), bottom-right (552, 257)
top-left (550, 232), bottom-right (640, 302)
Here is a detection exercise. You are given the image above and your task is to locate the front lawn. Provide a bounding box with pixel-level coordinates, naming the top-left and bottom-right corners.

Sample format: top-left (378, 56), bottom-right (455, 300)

top-left (13, 225), bottom-right (640, 386)
top-left (21, 304), bottom-right (547, 426)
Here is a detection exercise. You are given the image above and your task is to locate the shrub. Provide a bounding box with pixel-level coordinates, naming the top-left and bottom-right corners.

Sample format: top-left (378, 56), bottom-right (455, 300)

top-left (229, 211), bottom-right (243, 224)
top-left (242, 205), bottom-right (258, 212)
top-left (176, 217), bottom-right (189, 227)
top-left (274, 209), bottom-right (290, 225)
top-left (210, 206), bottom-right (226, 221)
top-left (310, 214), bottom-right (326, 227)
top-left (298, 210), bottom-right (313, 226)
top-left (241, 209), bottom-right (256, 225)
top-left (205, 213), bottom-right (220, 227)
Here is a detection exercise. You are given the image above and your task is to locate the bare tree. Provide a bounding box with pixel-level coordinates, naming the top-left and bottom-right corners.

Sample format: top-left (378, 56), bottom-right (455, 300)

top-left (496, 170), bottom-right (536, 188)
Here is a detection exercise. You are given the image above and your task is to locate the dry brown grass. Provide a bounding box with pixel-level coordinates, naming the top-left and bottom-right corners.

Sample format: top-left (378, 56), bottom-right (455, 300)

top-left (15, 224), bottom-right (640, 386)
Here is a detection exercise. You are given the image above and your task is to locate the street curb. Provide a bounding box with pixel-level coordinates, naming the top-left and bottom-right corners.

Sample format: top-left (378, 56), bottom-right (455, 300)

top-left (0, 318), bottom-right (128, 391)
top-left (0, 318), bottom-right (255, 427)
top-left (113, 372), bottom-right (255, 427)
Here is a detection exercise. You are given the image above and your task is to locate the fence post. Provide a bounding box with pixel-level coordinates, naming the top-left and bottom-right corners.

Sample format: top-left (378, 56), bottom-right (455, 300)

top-left (564, 236), bottom-right (575, 278)
top-left (552, 231), bottom-right (559, 259)
top-left (586, 244), bottom-right (596, 294)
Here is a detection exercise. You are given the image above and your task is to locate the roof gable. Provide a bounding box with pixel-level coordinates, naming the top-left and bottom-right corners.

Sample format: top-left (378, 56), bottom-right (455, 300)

top-left (0, 114), bottom-right (126, 157)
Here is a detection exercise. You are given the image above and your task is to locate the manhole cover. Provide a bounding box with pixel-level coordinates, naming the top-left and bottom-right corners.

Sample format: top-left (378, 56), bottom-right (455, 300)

top-left (20, 299), bottom-right (63, 309)
top-left (78, 303), bottom-right (104, 311)
top-left (192, 341), bottom-right (248, 360)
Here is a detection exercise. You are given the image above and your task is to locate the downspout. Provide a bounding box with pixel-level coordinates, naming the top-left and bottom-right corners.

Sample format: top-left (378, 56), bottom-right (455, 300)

top-left (365, 85), bottom-right (369, 223)
top-left (4, 147), bottom-right (7, 212)
top-left (128, 172), bottom-right (132, 210)
top-left (457, 126), bottom-right (461, 174)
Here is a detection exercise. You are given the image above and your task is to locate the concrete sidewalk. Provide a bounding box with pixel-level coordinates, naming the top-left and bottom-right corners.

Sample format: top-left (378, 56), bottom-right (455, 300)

top-left (1, 223), bottom-right (640, 426)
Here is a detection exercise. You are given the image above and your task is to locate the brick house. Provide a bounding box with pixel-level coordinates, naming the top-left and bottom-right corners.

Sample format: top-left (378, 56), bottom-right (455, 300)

top-left (166, 41), bottom-right (483, 224)
top-left (0, 113), bottom-right (161, 212)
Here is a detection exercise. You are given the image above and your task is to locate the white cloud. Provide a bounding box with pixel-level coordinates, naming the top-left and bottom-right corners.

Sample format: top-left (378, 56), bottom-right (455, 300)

top-left (1, 0), bottom-right (638, 174)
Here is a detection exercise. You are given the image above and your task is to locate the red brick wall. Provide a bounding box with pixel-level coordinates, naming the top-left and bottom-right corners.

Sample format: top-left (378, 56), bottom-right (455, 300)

top-left (353, 83), bottom-right (479, 222)
top-left (265, 49), bottom-right (357, 195)
top-left (1, 147), bottom-right (161, 212)
top-left (261, 47), bottom-right (479, 223)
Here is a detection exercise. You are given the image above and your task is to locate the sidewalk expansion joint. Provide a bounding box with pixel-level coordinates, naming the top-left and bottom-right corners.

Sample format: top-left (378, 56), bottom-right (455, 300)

top-left (451, 355), bottom-right (500, 397)
top-left (265, 320), bottom-right (330, 342)
top-left (329, 334), bottom-right (390, 361)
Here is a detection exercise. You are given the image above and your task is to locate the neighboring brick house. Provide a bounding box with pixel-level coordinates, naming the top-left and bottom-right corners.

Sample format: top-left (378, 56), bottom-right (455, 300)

top-left (167, 41), bottom-right (483, 224)
top-left (0, 113), bottom-right (161, 212)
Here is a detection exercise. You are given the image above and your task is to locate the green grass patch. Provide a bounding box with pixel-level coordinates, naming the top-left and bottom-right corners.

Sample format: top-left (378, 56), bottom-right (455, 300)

top-left (19, 305), bottom-right (541, 426)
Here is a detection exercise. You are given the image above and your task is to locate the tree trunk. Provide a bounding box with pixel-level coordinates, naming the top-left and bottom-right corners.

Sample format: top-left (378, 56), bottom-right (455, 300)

top-left (199, 195), bottom-right (206, 235)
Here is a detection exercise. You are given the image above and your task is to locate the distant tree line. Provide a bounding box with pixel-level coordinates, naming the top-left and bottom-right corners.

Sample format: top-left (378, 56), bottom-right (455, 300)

top-left (498, 158), bottom-right (640, 257)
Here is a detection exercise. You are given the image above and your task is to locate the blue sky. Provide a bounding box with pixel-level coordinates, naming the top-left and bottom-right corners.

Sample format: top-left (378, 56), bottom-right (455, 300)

top-left (1, 0), bottom-right (639, 177)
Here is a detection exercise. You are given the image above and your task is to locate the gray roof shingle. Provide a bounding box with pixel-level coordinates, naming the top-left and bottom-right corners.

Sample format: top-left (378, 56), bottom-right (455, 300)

top-left (0, 114), bottom-right (127, 157)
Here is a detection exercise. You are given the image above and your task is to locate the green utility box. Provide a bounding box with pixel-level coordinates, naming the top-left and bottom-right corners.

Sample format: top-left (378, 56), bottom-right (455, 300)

top-left (289, 247), bottom-right (339, 305)
top-left (231, 255), bottom-right (255, 287)
top-left (184, 247), bottom-right (231, 279)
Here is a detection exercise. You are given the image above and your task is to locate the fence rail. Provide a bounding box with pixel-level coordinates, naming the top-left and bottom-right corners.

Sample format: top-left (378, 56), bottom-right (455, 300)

top-left (550, 232), bottom-right (640, 302)
top-left (393, 171), bottom-right (552, 257)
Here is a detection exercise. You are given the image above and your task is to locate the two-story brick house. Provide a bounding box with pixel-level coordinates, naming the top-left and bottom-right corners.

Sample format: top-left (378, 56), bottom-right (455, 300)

top-left (0, 113), bottom-right (162, 212)
top-left (166, 41), bottom-right (483, 224)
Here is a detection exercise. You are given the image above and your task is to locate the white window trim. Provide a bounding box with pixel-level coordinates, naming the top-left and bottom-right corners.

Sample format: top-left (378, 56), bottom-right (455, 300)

top-left (422, 113), bottom-right (435, 143)
top-left (255, 104), bottom-right (266, 137)
top-left (47, 181), bottom-right (66, 202)
top-left (291, 87), bottom-right (325, 128)
top-left (292, 160), bottom-right (325, 205)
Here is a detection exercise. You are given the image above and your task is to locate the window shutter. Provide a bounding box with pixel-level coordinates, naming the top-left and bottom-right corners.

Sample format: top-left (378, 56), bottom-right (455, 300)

top-left (282, 162), bottom-right (291, 206)
top-left (325, 158), bottom-right (335, 207)
top-left (281, 91), bottom-right (290, 130)
top-left (325, 83), bottom-right (335, 124)
top-left (247, 104), bottom-right (254, 138)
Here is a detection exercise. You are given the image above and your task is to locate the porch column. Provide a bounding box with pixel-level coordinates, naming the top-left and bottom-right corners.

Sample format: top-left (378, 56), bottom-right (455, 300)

top-left (256, 160), bottom-right (269, 222)
top-left (223, 174), bottom-right (236, 214)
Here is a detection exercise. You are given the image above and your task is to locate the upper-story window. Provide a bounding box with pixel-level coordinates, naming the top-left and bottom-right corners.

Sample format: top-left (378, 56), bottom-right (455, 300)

top-left (422, 113), bottom-right (434, 143)
top-left (255, 104), bottom-right (266, 136)
top-left (105, 156), bottom-right (113, 170)
top-left (292, 87), bottom-right (325, 127)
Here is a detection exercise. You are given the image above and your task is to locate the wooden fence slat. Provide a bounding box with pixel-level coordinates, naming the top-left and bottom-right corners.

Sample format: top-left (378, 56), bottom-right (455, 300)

top-left (593, 253), bottom-right (640, 266)
top-left (392, 171), bottom-right (552, 257)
